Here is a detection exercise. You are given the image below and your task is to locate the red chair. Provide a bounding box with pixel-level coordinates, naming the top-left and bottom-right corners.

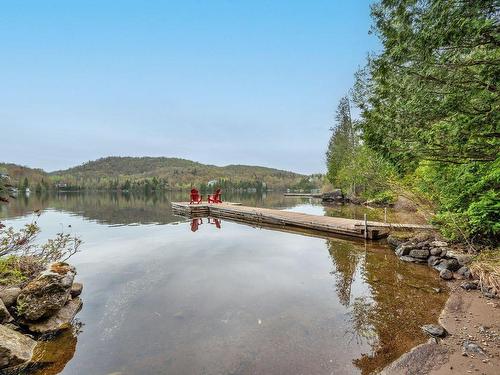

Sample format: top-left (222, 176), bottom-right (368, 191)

top-left (207, 188), bottom-right (222, 203)
top-left (190, 188), bottom-right (202, 204)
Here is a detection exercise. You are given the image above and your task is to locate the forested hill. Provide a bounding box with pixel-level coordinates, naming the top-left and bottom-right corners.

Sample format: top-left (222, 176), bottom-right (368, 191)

top-left (1, 157), bottom-right (315, 191)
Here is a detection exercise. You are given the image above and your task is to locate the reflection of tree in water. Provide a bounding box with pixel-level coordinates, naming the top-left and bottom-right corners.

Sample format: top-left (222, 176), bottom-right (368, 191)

top-left (327, 240), bottom-right (362, 307)
top-left (327, 239), bottom-right (448, 375)
top-left (346, 296), bottom-right (377, 346)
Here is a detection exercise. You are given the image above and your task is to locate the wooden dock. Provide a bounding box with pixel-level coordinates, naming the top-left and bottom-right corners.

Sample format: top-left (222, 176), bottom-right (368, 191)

top-left (283, 193), bottom-right (322, 197)
top-left (171, 202), bottom-right (434, 240)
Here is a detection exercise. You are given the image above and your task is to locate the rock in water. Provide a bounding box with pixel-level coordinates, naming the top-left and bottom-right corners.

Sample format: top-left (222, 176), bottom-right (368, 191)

top-left (22, 298), bottom-right (83, 334)
top-left (409, 249), bottom-right (430, 259)
top-left (70, 282), bottom-right (83, 298)
top-left (439, 269), bottom-right (453, 280)
top-left (0, 324), bottom-right (37, 369)
top-left (421, 324), bottom-right (447, 338)
top-left (0, 298), bottom-right (14, 323)
top-left (0, 287), bottom-right (21, 308)
top-left (17, 262), bottom-right (76, 321)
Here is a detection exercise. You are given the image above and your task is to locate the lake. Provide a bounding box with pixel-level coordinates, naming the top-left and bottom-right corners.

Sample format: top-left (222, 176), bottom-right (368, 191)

top-left (0, 192), bottom-right (447, 375)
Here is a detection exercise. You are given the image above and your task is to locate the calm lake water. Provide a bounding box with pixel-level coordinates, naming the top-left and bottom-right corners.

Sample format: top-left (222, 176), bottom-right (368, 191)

top-left (1, 192), bottom-right (446, 375)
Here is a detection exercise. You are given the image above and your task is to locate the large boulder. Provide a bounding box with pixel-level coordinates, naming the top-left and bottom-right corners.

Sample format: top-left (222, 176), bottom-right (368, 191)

top-left (22, 297), bottom-right (83, 334)
top-left (17, 262), bottom-right (76, 321)
top-left (0, 287), bottom-right (21, 308)
top-left (0, 324), bottom-right (37, 369)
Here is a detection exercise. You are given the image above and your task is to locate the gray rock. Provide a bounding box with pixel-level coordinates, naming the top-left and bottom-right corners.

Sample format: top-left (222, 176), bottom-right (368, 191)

top-left (395, 244), bottom-right (412, 257)
top-left (387, 235), bottom-right (406, 250)
top-left (463, 340), bottom-right (486, 357)
top-left (439, 248), bottom-right (447, 257)
top-left (427, 255), bottom-right (441, 267)
top-left (422, 324), bottom-right (447, 337)
top-left (430, 240), bottom-right (448, 247)
top-left (21, 297), bottom-right (83, 334)
top-left (0, 324), bottom-right (37, 369)
top-left (456, 254), bottom-right (473, 266)
top-left (17, 262), bottom-right (76, 321)
top-left (460, 281), bottom-right (478, 291)
top-left (0, 298), bottom-right (14, 323)
top-left (0, 287), bottom-right (21, 308)
top-left (70, 282), bottom-right (83, 298)
top-left (409, 249), bottom-right (430, 259)
top-left (456, 266), bottom-right (471, 279)
top-left (444, 258), bottom-right (460, 271)
top-left (439, 269), bottom-right (453, 280)
top-left (400, 256), bottom-right (426, 264)
top-left (434, 258), bottom-right (460, 272)
top-left (430, 248), bottom-right (442, 256)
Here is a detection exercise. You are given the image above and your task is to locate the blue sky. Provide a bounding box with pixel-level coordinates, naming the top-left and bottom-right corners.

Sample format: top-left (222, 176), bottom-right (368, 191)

top-left (1, 0), bottom-right (378, 174)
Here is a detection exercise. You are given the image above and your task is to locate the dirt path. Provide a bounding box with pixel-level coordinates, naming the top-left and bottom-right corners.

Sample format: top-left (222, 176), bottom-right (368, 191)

top-left (382, 282), bottom-right (500, 375)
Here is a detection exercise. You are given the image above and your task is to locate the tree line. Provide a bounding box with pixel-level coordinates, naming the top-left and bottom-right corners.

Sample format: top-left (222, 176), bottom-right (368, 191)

top-left (326, 0), bottom-right (499, 242)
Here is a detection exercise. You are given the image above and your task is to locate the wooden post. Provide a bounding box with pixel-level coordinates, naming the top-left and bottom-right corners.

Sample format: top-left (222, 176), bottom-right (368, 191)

top-left (364, 213), bottom-right (368, 239)
top-left (384, 207), bottom-right (387, 223)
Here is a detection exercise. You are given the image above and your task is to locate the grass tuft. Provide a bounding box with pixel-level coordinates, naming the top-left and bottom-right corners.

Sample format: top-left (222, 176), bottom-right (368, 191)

top-left (470, 251), bottom-right (500, 294)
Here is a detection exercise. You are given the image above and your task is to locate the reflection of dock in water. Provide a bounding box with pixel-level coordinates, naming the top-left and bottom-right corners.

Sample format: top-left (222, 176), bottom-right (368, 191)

top-left (171, 202), bottom-right (434, 240)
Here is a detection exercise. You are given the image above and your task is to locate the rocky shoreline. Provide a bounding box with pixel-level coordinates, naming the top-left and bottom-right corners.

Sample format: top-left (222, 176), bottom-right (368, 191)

top-left (388, 232), bottom-right (497, 298)
top-left (382, 232), bottom-right (500, 374)
top-left (0, 262), bottom-right (82, 372)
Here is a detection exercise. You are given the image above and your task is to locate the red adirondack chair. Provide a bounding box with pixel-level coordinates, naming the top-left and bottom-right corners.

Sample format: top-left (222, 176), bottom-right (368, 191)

top-left (207, 188), bottom-right (222, 203)
top-left (190, 188), bottom-right (202, 204)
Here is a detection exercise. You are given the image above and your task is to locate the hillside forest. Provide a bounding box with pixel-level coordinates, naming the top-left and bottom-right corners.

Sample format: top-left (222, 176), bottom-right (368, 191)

top-left (0, 157), bottom-right (320, 194)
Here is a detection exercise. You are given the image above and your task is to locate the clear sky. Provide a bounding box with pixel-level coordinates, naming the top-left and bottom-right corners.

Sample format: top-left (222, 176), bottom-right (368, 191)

top-left (1, 0), bottom-right (378, 174)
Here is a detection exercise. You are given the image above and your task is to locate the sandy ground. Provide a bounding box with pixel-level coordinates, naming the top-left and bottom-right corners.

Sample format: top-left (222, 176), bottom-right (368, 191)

top-left (382, 282), bottom-right (500, 375)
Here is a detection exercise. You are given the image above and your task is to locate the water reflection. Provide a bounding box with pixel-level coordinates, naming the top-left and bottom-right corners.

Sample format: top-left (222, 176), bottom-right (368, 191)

top-left (1, 194), bottom-right (445, 375)
top-left (327, 240), bottom-right (447, 374)
top-left (0, 191), bottom-right (306, 225)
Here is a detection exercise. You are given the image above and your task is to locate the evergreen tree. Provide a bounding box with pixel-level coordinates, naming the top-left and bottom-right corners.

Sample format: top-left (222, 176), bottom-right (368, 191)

top-left (326, 96), bottom-right (358, 188)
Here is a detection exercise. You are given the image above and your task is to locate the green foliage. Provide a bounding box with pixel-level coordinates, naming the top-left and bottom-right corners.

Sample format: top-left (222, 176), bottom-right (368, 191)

top-left (356, 0), bottom-right (499, 171)
top-left (347, 0), bottom-right (500, 242)
top-left (0, 256), bottom-right (27, 285)
top-left (1, 221), bottom-right (81, 264)
top-left (370, 191), bottom-right (396, 205)
top-left (337, 146), bottom-right (397, 198)
top-left (326, 96), bottom-right (357, 184)
top-left (426, 159), bottom-right (500, 240)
